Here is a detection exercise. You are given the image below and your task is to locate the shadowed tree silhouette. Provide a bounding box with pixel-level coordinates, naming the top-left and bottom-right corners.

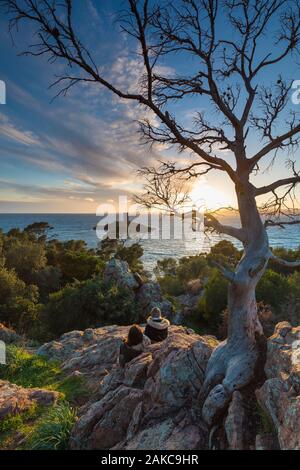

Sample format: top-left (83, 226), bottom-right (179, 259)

top-left (2, 0), bottom-right (300, 425)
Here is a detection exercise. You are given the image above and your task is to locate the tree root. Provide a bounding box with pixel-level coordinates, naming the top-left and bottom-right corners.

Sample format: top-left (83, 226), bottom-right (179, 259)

top-left (201, 340), bottom-right (259, 426)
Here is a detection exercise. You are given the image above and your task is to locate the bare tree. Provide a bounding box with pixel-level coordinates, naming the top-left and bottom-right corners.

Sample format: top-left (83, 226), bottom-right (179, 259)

top-left (3, 0), bottom-right (300, 424)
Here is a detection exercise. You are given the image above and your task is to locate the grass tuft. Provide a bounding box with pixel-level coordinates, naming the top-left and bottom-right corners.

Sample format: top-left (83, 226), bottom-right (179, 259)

top-left (26, 402), bottom-right (77, 450)
top-left (0, 345), bottom-right (88, 403)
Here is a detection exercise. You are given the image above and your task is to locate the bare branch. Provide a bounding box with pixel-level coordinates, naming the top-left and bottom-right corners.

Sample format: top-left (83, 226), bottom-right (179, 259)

top-left (269, 251), bottom-right (300, 267)
top-left (205, 213), bottom-right (246, 243)
top-left (255, 176), bottom-right (300, 196)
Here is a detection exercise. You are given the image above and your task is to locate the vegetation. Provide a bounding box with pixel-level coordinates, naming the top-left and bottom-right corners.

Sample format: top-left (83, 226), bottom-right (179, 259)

top-left (0, 344), bottom-right (84, 450)
top-left (0, 345), bottom-right (88, 402)
top-left (0, 221), bottom-right (299, 340)
top-left (0, 226), bottom-right (144, 340)
top-left (157, 240), bottom-right (300, 335)
top-left (25, 402), bottom-right (77, 451)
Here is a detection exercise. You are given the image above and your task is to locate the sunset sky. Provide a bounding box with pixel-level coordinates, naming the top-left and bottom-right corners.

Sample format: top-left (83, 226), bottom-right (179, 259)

top-left (0, 0), bottom-right (300, 213)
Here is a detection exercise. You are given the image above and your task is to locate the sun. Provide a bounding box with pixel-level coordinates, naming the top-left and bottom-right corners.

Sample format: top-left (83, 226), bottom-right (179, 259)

top-left (189, 180), bottom-right (230, 211)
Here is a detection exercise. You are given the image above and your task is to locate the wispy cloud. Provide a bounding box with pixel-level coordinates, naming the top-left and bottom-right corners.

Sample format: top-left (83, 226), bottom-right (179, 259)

top-left (0, 113), bottom-right (40, 146)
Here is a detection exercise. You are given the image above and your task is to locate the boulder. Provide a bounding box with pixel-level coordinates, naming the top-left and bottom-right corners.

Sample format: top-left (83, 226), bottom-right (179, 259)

top-left (255, 433), bottom-right (278, 450)
top-left (104, 259), bottom-right (139, 290)
top-left (69, 326), bottom-right (217, 450)
top-left (224, 391), bottom-right (247, 450)
top-left (256, 322), bottom-right (300, 450)
top-left (103, 259), bottom-right (172, 319)
top-left (136, 282), bottom-right (173, 319)
top-left (37, 325), bottom-right (130, 389)
top-left (70, 385), bottom-right (143, 449)
top-left (0, 324), bottom-right (22, 344)
top-left (122, 411), bottom-right (205, 450)
top-left (0, 380), bottom-right (59, 420)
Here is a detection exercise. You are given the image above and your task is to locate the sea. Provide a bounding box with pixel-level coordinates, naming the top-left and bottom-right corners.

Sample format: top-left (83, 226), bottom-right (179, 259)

top-left (0, 213), bottom-right (299, 274)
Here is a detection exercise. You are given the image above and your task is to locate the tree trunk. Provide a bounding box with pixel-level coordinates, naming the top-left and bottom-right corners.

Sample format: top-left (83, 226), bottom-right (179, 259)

top-left (202, 180), bottom-right (269, 426)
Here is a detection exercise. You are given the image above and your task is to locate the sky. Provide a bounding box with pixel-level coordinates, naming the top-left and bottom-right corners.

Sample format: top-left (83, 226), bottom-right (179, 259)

top-left (0, 0), bottom-right (300, 213)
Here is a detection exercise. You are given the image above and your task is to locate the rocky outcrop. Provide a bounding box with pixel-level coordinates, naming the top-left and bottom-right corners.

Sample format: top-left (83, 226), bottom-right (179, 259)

top-left (0, 380), bottom-right (59, 420)
top-left (104, 259), bottom-right (139, 290)
top-left (103, 259), bottom-right (173, 319)
top-left (256, 321), bottom-right (300, 450)
top-left (37, 326), bottom-right (130, 389)
top-left (0, 324), bottom-right (22, 344)
top-left (36, 321), bottom-right (300, 450)
top-left (136, 282), bottom-right (172, 319)
top-left (224, 391), bottom-right (247, 450)
top-left (42, 325), bottom-right (218, 450)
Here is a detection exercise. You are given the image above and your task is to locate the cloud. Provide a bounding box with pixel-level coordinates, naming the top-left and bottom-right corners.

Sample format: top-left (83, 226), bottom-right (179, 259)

top-left (0, 24), bottom-right (177, 211)
top-left (0, 113), bottom-right (40, 146)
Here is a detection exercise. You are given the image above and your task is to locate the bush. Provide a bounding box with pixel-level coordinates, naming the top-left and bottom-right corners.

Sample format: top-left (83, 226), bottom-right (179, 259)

top-left (58, 250), bottom-right (103, 282)
top-left (207, 240), bottom-right (241, 269)
top-left (177, 255), bottom-right (208, 282)
top-left (31, 266), bottom-right (62, 300)
top-left (0, 266), bottom-right (39, 332)
top-left (197, 270), bottom-right (228, 329)
top-left (256, 269), bottom-right (290, 308)
top-left (4, 238), bottom-right (47, 284)
top-left (155, 258), bottom-right (178, 277)
top-left (0, 345), bottom-right (88, 403)
top-left (43, 277), bottom-right (141, 338)
top-left (158, 274), bottom-right (185, 297)
top-left (26, 402), bottom-right (77, 450)
top-left (115, 243), bottom-right (144, 275)
top-left (0, 345), bottom-right (61, 388)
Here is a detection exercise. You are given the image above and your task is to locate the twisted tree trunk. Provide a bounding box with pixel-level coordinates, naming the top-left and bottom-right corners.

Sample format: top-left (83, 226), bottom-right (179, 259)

top-left (202, 180), bottom-right (269, 425)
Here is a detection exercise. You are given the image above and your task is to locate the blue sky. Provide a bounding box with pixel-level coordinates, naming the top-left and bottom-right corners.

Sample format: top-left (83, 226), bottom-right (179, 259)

top-left (0, 0), bottom-right (300, 213)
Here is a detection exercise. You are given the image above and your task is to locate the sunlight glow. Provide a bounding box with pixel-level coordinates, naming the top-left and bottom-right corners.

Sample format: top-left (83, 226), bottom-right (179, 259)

top-left (189, 180), bottom-right (231, 211)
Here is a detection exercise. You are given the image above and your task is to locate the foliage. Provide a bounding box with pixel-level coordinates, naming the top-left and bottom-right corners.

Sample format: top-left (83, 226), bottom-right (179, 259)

top-left (31, 265), bottom-right (62, 300)
top-left (4, 236), bottom-right (47, 284)
top-left (46, 239), bottom-right (103, 283)
top-left (197, 270), bottom-right (229, 329)
top-left (0, 345), bottom-right (61, 388)
top-left (0, 266), bottom-right (39, 332)
top-left (207, 240), bottom-right (241, 269)
top-left (24, 222), bottom-right (53, 240)
top-left (158, 274), bottom-right (185, 297)
top-left (0, 345), bottom-right (87, 403)
top-left (115, 243), bottom-right (144, 274)
top-left (256, 270), bottom-right (290, 308)
top-left (43, 277), bottom-right (141, 338)
top-left (26, 402), bottom-right (77, 450)
top-left (0, 404), bottom-right (38, 435)
top-left (157, 253), bottom-right (209, 297)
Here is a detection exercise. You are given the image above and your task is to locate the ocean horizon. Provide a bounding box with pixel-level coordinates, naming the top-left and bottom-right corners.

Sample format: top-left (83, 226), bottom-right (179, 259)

top-left (0, 213), bottom-right (299, 273)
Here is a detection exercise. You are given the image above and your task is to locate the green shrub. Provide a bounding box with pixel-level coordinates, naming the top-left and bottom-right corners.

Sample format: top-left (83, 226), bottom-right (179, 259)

top-left (177, 255), bottom-right (208, 282)
top-left (26, 402), bottom-right (77, 450)
top-left (0, 346), bottom-right (61, 388)
top-left (0, 266), bottom-right (39, 332)
top-left (115, 243), bottom-right (144, 274)
top-left (256, 269), bottom-right (290, 308)
top-left (158, 274), bottom-right (185, 297)
top-left (155, 258), bottom-right (178, 277)
top-left (0, 345), bottom-right (87, 403)
top-left (43, 277), bottom-right (141, 338)
top-left (0, 404), bottom-right (38, 434)
top-left (197, 270), bottom-right (228, 329)
top-left (287, 271), bottom-right (300, 300)
top-left (4, 238), bottom-right (47, 284)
